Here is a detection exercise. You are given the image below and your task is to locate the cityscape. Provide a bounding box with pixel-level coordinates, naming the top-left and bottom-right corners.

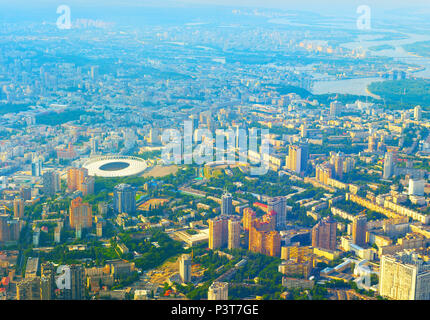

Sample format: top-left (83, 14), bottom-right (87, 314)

top-left (1, 0), bottom-right (430, 305)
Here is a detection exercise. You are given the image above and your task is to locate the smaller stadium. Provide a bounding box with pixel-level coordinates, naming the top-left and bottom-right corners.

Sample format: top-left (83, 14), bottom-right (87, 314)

top-left (83, 155), bottom-right (148, 178)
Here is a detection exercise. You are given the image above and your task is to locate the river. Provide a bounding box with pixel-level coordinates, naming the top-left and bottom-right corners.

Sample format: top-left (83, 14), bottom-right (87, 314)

top-left (311, 32), bottom-right (430, 96)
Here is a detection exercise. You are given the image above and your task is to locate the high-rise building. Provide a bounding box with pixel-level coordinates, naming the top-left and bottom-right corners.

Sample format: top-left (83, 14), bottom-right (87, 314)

top-left (208, 282), bottom-right (228, 300)
top-left (380, 251), bottom-right (430, 300)
top-left (311, 216), bottom-right (337, 251)
top-left (80, 176), bottom-right (95, 196)
top-left (221, 192), bottom-right (233, 215)
top-left (414, 105), bottom-right (422, 121)
top-left (208, 215), bottom-right (242, 250)
top-left (179, 254), bottom-right (192, 283)
top-left (16, 277), bottom-right (42, 300)
top-left (352, 215), bottom-right (367, 247)
top-left (287, 143), bottom-right (308, 174)
top-left (13, 197), bottom-right (24, 218)
top-left (90, 65), bottom-right (99, 80)
top-left (90, 137), bottom-right (98, 155)
top-left (249, 213), bottom-right (281, 257)
top-left (69, 197), bottom-right (92, 230)
top-left (287, 145), bottom-right (302, 174)
top-left (67, 167), bottom-right (87, 192)
top-left (330, 152), bottom-right (344, 180)
top-left (40, 277), bottom-right (52, 300)
top-left (228, 218), bottom-right (241, 250)
top-left (264, 231), bottom-right (282, 257)
top-left (9, 218), bottom-right (21, 241)
top-left (0, 215), bottom-right (9, 242)
top-left (98, 202), bottom-right (108, 216)
top-left (149, 128), bottom-right (160, 145)
top-left (267, 197), bottom-right (287, 230)
top-left (243, 207), bottom-right (256, 244)
top-left (208, 216), bottom-right (229, 250)
top-left (299, 143), bottom-right (309, 174)
top-left (62, 265), bottom-right (85, 300)
top-left (113, 184), bottom-right (137, 214)
top-left (243, 208), bottom-right (256, 231)
top-left (316, 163), bottom-right (333, 185)
top-left (20, 186), bottom-right (32, 201)
top-left (368, 135), bottom-right (377, 152)
top-left (0, 215), bottom-right (21, 242)
top-left (330, 101), bottom-right (342, 117)
top-left (16, 272), bottom-right (53, 300)
top-left (96, 222), bottom-right (103, 238)
top-left (67, 168), bottom-right (94, 196)
top-left (54, 226), bottom-right (61, 243)
top-left (31, 157), bottom-right (42, 177)
top-left (42, 171), bottom-right (60, 197)
top-left (383, 152), bottom-right (395, 179)
top-left (41, 262), bottom-right (56, 300)
top-left (300, 123), bottom-right (307, 138)
top-left (343, 157), bottom-right (356, 173)
top-left (409, 179), bottom-right (425, 196)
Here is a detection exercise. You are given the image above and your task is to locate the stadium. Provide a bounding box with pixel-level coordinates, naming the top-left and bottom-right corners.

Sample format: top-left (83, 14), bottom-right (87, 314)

top-left (83, 155), bottom-right (148, 178)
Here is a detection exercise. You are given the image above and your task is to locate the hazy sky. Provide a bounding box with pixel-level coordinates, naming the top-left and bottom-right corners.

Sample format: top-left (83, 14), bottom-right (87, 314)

top-left (179, 0), bottom-right (430, 9)
top-left (1, 0), bottom-right (429, 22)
top-left (3, 0), bottom-right (430, 10)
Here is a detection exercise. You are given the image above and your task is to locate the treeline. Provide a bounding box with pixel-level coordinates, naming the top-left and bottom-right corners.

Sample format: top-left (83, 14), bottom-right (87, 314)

top-left (403, 41), bottom-right (430, 58)
top-left (367, 79), bottom-right (430, 109)
top-left (0, 103), bottom-right (31, 115)
top-left (36, 109), bottom-right (88, 125)
top-left (130, 230), bottom-right (184, 271)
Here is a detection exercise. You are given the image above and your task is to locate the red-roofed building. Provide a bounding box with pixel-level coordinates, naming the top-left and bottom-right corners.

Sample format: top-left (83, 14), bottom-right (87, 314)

top-left (253, 202), bottom-right (269, 213)
top-left (1, 277), bottom-right (9, 286)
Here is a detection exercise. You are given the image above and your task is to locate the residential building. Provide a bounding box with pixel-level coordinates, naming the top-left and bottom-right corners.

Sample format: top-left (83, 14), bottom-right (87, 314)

top-left (208, 282), bottom-right (228, 300)
top-left (352, 215), bottom-right (367, 247)
top-left (228, 218), bottom-right (241, 250)
top-left (380, 251), bottom-right (430, 300)
top-left (221, 192), bottom-right (233, 215)
top-left (179, 254), bottom-right (192, 283)
top-left (42, 171), bottom-right (60, 196)
top-left (69, 197), bottom-right (92, 230)
top-left (113, 184), bottom-right (137, 214)
top-left (312, 216), bottom-right (337, 251)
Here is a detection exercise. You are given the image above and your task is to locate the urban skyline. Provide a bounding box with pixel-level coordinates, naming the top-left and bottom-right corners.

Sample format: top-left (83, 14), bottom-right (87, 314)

top-left (0, 0), bottom-right (430, 307)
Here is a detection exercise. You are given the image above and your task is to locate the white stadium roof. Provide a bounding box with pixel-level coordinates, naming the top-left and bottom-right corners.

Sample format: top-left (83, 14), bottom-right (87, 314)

top-left (83, 155), bottom-right (147, 177)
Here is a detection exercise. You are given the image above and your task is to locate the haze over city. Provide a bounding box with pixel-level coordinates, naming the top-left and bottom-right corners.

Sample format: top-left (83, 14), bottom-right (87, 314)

top-left (0, 0), bottom-right (430, 308)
